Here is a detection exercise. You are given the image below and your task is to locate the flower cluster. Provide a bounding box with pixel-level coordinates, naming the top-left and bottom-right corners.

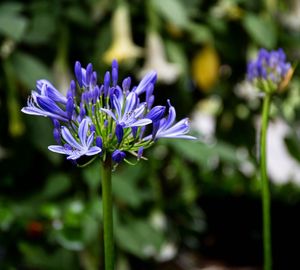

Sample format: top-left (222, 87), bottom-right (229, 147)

top-left (247, 48), bottom-right (292, 93)
top-left (22, 60), bottom-right (195, 165)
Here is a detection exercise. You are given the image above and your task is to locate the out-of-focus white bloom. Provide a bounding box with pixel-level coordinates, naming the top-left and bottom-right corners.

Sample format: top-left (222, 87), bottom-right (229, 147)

top-left (103, 4), bottom-right (142, 64)
top-left (280, 0), bottom-right (300, 32)
top-left (156, 242), bottom-right (177, 262)
top-left (139, 31), bottom-right (180, 84)
top-left (265, 118), bottom-right (300, 185)
top-left (150, 210), bottom-right (167, 231)
top-left (234, 80), bottom-right (261, 106)
top-left (190, 97), bottom-right (221, 142)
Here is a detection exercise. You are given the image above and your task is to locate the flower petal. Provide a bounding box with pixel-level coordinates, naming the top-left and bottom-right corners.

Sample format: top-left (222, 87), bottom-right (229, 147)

top-left (78, 118), bottom-right (89, 146)
top-left (61, 127), bottom-right (82, 150)
top-left (48, 145), bottom-right (69, 154)
top-left (86, 146), bottom-right (102, 156)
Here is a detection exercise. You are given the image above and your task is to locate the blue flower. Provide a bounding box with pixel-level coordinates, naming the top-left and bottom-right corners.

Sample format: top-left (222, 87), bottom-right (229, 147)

top-left (48, 118), bottom-right (102, 160)
top-left (21, 80), bottom-right (70, 121)
top-left (247, 48), bottom-right (291, 92)
top-left (22, 60), bottom-right (195, 164)
top-left (144, 100), bottom-right (196, 141)
top-left (101, 91), bottom-right (152, 128)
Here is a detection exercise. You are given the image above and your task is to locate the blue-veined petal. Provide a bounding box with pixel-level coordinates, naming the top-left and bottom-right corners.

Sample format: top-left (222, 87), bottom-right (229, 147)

top-left (112, 95), bottom-right (122, 119)
top-left (86, 146), bottom-right (102, 156)
top-left (78, 118), bottom-right (89, 146)
top-left (134, 71), bottom-right (157, 95)
top-left (129, 118), bottom-right (152, 127)
top-left (124, 92), bottom-right (137, 115)
top-left (100, 108), bottom-right (117, 121)
top-left (61, 127), bottom-right (82, 149)
top-left (37, 96), bottom-right (68, 119)
top-left (37, 80), bottom-right (67, 104)
top-left (48, 145), bottom-right (70, 155)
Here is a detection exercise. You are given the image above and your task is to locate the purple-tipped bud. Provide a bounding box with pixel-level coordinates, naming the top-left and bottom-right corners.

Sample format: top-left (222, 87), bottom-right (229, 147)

top-left (112, 150), bottom-right (126, 163)
top-left (152, 120), bottom-right (161, 140)
top-left (66, 98), bottom-right (74, 119)
top-left (131, 126), bottom-right (138, 138)
top-left (80, 103), bottom-right (86, 119)
top-left (112, 59), bottom-right (118, 69)
top-left (112, 68), bottom-right (118, 87)
top-left (104, 120), bottom-right (108, 128)
top-left (86, 63), bottom-right (93, 85)
top-left (104, 71), bottom-right (110, 97)
top-left (93, 86), bottom-right (100, 102)
top-left (52, 119), bottom-right (60, 129)
top-left (53, 128), bottom-right (61, 144)
top-left (90, 124), bottom-right (96, 133)
top-left (115, 124), bottom-right (124, 144)
top-left (139, 126), bottom-right (146, 140)
top-left (147, 106), bottom-right (166, 122)
top-left (75, 61), bottom-right (83, 87)
top-left (70, 80), bottom-right (76, 95)
top-left (99, 85), bottom-right (104, 96)
top-left (147, 95), bottom-right (155, 110)
top-left (137, 147), bottom-right (143, 160)
top-left (146, 84), bottom-right (154, 103)
top-left (91, 71), bottom-right (97, 86)
top-left (96, 136), bottom-right (103, 149)
top-left (122, 77), bottom-right (131, 92)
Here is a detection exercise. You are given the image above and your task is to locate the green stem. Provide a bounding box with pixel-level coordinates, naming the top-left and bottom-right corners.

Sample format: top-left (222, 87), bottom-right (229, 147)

top-left (260, 94), bottom-right (272, 270)
top-left (101, 156), bottom-right (114, 270)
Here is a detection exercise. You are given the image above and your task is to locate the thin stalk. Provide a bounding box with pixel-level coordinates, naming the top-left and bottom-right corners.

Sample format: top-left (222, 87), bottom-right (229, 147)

top-left (101, 156), bottom-right (114, 270)
top-left (260, 93), bottom-right (272, 270)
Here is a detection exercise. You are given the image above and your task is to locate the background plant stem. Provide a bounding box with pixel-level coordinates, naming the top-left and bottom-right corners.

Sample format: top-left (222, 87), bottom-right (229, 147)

top-left (260, 94), bottom-right (272, 270)
top-left (101, 157), bottom-right (114, 270)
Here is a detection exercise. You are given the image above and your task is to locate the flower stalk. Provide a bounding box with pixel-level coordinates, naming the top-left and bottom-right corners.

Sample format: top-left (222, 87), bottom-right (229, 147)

top-left (101, 156), bottom-right (114, 270)
top-left (260, 93), bottom-right (272, 270)
top-left (247, 48), bottom-right (293, 270)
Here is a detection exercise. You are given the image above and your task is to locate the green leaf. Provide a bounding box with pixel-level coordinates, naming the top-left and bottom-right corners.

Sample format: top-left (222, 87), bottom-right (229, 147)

top-left (115, 218), bottom-right (164, 258)
top-left (186, 23), bottom-right (213, 43)
top-left (166, 140), bottom-right (239, 166)
top-left (83, 162), bottom-right (101, 192)
top-left (0, 14), bottom-right (27, 41)
top-left (152, 0), bottom-right (190, 28)
top-left (0, 2), bottom-right (24, 14)
top-left (42, 174), bottom-right (70, 199)
top-left (12, 52), bottom-right (52, 88)
top-left (242, 13), bottom-right (277, 49)
top-left (23, 13), bottom-right (56, 44)
top-left (112, 165), bottom-right (149, 208)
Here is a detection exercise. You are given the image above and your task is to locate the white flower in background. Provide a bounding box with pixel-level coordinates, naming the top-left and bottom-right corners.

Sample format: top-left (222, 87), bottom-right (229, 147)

top-left (280, 0), bottom-right (300, 32)
top-left (265, 118), bottom-right (300, 185)
top-left (190, 96), bottom-right (221, 142)
top-left (234, 80), bottom-right (261, 109)
top-left (139, 31), bottom-right (181, 84)
top-left (103, 4), bottom-right (142, 64)
top-left (156, 242), bottom-right (177, 262)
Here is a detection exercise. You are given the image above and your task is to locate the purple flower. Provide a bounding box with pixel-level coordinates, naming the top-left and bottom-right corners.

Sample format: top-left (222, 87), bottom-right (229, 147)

top-left (101, 91), bottom-right (152, 128)
top-left (144, 100), bottom-right (196, 141)
top-left (22, 60), bottom-right (195, 164)
top-left (48, 118), bottom-right (102, 160)
top-left (247, 48), bottom-right (291, 85)
top-left (21, 80), bottom-right (70, 121)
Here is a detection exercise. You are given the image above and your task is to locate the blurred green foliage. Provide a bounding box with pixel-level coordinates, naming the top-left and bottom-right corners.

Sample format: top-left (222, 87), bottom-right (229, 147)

top-left (1, 0), bottom-right (300, 269)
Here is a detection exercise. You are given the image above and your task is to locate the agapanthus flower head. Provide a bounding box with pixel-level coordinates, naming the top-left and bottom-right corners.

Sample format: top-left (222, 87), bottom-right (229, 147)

top-left (247, 48), bottom-right (292, 93)
top-left (22, 60), bottom-right (196, 167)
